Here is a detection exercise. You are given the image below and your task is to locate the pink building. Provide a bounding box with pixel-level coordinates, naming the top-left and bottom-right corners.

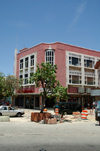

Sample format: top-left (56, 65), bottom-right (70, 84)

top-left (90, 61), bottom-right (100, 101)
top-left (13, 42), bottom-right (100, 109)
top-left (95, 60), bottom-right (100, 87)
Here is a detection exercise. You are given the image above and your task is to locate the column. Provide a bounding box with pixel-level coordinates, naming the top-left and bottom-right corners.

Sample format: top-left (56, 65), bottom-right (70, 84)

top-left (81, 54), bottom-right (84, 86)
top-left (39, 95), bottom-right (42, 109)
top-left (95, 58), bottom-right (98, 87)
top-left (66, 51), bottom-right (69, 87)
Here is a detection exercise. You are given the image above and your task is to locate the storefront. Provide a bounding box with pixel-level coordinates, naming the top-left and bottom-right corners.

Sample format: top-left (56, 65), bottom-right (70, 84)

top-left (91, 89), bottom-right (100, 101)
top-left (13, 94), bottom-right (42, 109)
top-left (68, 86), bottom-right (95, 108)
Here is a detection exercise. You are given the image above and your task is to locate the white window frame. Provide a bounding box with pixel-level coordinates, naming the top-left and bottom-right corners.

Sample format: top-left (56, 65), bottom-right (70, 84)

top-left (20, 59), bottom-right (23, 69)
top-left (19, 52), bottom-right (36, 86)
top-left (45, 49), bottom-right (55, 66)
top-left (30, 55), bottom-right (34, 66)
top-left (69, 53), bottom-right (81, 66)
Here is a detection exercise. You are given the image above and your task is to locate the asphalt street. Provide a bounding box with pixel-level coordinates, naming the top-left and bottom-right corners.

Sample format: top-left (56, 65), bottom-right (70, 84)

top-left (0, 121), bottom-right (100, 151)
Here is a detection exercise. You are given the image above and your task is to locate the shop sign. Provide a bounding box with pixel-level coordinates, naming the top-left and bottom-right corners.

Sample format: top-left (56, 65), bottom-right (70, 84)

top-left (17, 87), bottom-right (35, 93)
top-left (68, 87), bottom-right (78, 93)
top-left (91, 90), bottom-right (100, 96)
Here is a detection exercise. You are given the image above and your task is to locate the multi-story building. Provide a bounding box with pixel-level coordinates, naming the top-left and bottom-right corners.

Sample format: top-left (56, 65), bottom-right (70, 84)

top-left (91, 60), bottom-right (100, 101)
top-left (13, 42), bottom-right (100, 109)
top-left (95, 60), bottom-right (100, 87)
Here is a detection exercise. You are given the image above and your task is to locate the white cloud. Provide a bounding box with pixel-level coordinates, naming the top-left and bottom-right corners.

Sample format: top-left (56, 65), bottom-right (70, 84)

top-left (68, 0), bottom-right (87, 30)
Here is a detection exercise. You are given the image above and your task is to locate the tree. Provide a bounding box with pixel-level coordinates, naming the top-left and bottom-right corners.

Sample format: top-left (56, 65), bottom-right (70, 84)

top-left (0, 72), bottom-right (5, 99)
top-left (30, 63), bottom-right (68, 105)
top-left (30, 63), bottom-right (57, 104)
top-left (3, 75), bottom-right (20, 98)
top-left (0, 73), bottom-right (21, 101)
top-left (53, 82), bottom-right (68, 102)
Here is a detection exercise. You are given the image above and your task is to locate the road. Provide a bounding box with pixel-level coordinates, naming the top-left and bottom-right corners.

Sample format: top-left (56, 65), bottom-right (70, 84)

top-left (0, 120), bottom-right (100, 151)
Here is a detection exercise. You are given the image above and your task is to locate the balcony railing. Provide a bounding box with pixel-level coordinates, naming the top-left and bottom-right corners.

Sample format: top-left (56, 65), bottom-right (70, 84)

top-left (85, 72), bottom-right (95, 77)
top-left (72, 80), bottom-right (80, 84)
top-left (87, 81), bottom-right (94, 85)
top-left (69, 70), bottom-right (81, 76)
top-left (69, 63), bottom-right (81, 67)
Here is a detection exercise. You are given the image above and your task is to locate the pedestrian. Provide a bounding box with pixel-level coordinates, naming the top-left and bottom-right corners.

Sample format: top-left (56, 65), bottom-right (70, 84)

top-left (40, 104), bottom-right (46, 113)
top-left (93, 101), bottom-right (95, 109)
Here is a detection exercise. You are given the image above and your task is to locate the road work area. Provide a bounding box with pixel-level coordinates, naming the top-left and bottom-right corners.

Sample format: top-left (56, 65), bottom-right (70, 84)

top-left (9, 108), bottom-right (96, 123)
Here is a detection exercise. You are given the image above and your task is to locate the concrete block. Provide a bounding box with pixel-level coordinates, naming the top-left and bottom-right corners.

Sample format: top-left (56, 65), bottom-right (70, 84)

top-left (47, 118), bottom-right (57, 124)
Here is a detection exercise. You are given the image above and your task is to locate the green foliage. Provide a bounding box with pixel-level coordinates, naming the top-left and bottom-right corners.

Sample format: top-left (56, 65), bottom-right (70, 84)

top-left (0, 73), bottom-right (20, 99)
top-left (3, 75), bottom-right (20, 97)
top-left (0, 72), bottom-right (5, 99)
top-left (53, 82), bottom-right (68, 102)
top-left (30, 63), bottom-right (68, 104)
top-left (30, 63), bottom-right (58, 102)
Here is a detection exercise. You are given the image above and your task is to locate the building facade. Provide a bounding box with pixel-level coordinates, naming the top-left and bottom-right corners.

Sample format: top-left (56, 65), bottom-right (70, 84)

top-left (95, 60), bottom-right (100, 87)
top-left (91, 60), bottom-right (100, 100)
top-left (13, 42), bottom-right (100, 109)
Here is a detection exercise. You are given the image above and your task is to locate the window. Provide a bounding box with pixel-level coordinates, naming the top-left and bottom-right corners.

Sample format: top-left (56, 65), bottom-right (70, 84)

top-left (25, 57), bottom-right (28, 68)
top-left (30, 73), bottom-right (34, 84)
top-left (19, 53), bottom-right (36, 85)
top-left (19, 75), bottom-right (23, 81)
top-left (84, 57), bottom-right (94, 68)
top-left (45, 49), bottom-right (54, 66)
top-left (20, 59), bottom-right (23, 69)
top-left (24, 74), bottom-right (28, 84)
top-left (69, 75), bottom-right (81, 84)
top-left (2, 107), bottom-right (7, 110)
top-left (85, 77), bottom-right (95, 85)
top-left (30, 55), bottom-right (34, 66)
top-left (69, 53), bottom-right (81, 66)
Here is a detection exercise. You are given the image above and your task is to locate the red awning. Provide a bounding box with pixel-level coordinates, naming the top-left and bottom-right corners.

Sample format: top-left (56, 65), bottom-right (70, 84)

top-left (95, 60), bottom-right (100, 69)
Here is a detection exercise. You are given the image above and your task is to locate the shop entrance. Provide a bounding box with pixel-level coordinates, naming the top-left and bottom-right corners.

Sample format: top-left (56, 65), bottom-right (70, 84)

top-left (15, 96), bottom-right (24, 107)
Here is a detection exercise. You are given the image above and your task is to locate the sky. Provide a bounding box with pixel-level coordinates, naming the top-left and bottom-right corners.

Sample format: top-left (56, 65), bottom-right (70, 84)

top-left (0, 0), bottom-right (100, 75)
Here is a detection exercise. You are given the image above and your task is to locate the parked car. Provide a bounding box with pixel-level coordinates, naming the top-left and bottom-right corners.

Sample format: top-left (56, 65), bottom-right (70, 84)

top-left (0, 106), bottom-right (25, 117)
top-left (54, 102), bottom-right (82, 115)
top-left (95, 101), bottom-right (100, 121)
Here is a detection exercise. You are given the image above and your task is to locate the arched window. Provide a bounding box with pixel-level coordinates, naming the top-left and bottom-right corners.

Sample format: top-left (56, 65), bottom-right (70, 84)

top-left (45, 49), bottom-right (54, 66)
